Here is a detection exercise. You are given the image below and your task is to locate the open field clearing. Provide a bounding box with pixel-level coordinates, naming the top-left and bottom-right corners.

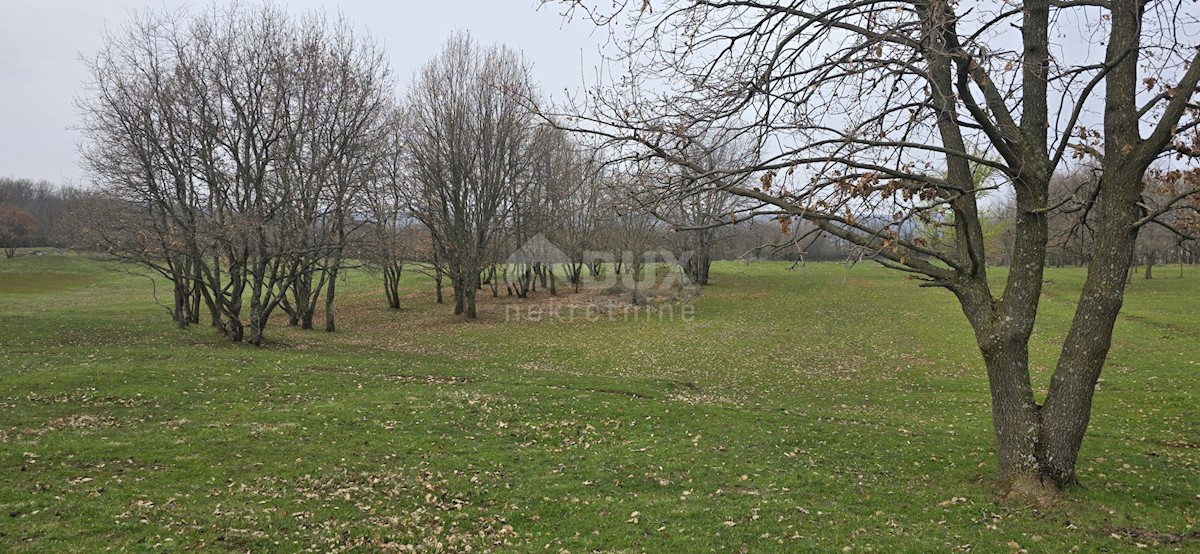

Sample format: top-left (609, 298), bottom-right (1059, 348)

top-left (1, 254), bottom-right (1197, 552)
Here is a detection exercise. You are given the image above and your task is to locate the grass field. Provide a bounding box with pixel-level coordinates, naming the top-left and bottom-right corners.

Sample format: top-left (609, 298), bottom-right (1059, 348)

top-left (0, 253), bottom-right (1197, 552)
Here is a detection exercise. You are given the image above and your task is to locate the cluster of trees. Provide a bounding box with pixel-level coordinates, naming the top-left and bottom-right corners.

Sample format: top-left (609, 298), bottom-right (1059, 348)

top-left (986, 170), bottom-right (1200, 272)
top-left (76, 4), bottom-right (392, 344)
top-left (73, 6), bottom-right (744, 344)
top-left (0, 178), bottom-right (78, 256)
top-left (401, 34), bottom-right (743, 312)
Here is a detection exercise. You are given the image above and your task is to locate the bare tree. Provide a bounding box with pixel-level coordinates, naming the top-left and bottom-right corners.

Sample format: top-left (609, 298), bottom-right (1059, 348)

top-left (274, 15), bottom-right (392, 333)
top-left (1138, 170), bottom-right (1200, 278)
top-left (647, 129), bottom-right (756, 285)
top-left (360, 111), bottom-right (420, 310)
top-left (403, 32), bottom-right (540, 319)
top-left (553, 146), bottom-right (610, 292)
top-left (554, 0), bottom-right (1200, 494)
top-left (78, 3), bottom-right (391, 344)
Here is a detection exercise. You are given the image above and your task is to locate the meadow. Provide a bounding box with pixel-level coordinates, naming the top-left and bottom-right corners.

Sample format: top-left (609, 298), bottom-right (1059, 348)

top-left (0, 253), bottom-right (1196, 552)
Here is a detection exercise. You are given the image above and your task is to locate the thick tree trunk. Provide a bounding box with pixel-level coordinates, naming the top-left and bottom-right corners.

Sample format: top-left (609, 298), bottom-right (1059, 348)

top-left (687, 252), bottom-right (712, 286)
top-left (247, 310), bottom-right (267, 346)
top-left (981, 338), bottom-right (1042, 480)
top-left (434, 266), bottom-right (444, 304)
top-left (1038, 272), bottom-right (1131, 486)
top-left (290, 271), bottom-right (319, 330)
top-left (517, 267), bottom-right (531, 298)
top-left (453, 277), bottom-right (465, 315)
top-left (464, 273), bottom-right (479, 319)
top-left (1030, 0), bottom-right (1192, 489)
top-left (384, 265), bottom-right (401, 310)
top-left (226, 318), bottom-right (244, 342)
top-left (1038, 166), bottom-right (1142, 487)
top-left (958, 280), bottom-right (1044, 486)
top-left (246, 272), bottom-right (268, 346)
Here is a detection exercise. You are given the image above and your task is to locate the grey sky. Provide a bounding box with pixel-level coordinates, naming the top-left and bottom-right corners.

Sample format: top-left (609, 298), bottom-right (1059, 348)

top-left (0, 0), bottom-right (607, 186)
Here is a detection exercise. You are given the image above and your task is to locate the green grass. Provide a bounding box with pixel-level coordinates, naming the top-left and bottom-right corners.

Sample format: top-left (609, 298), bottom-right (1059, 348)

top-left (0, 253), bottom-right (1197, 552)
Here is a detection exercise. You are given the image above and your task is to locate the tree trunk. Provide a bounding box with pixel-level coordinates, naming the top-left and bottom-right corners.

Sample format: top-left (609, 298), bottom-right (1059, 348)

top-left (1037, 165), bottom-right (1142, 487)
top-left (464, 271), bottom-right (479, 319)
top-left (189, 282), bottom-right (201, 325)
top-left (687, 251), bottom-right (712, 286)
top-left (384, 264), bottom-right (401, 310)
top-left (173, 278), bottom-right (191, 329)
top-left (981, 337), bottom-right (1043, 481)
top-left (434, 266), bottom-right (444, 304)
top-left (324, 265), bottom-right (338, 333)
top-left (453, 276), bottom-right (465, 315)
top-left (201, 286), bottom-right (222, 329)
top-left (227, 317), bottom-right (244, 342)
top-left (281, 293), bottom-right (299, 326)
top-left (246, 266), bottom-right (269, 346)
top-left (569, 260), bottom-right (583, 293)
top-left (247, 309), bottom-right (267, 347)
top-left (957, 280), bottom-right (1044, 486)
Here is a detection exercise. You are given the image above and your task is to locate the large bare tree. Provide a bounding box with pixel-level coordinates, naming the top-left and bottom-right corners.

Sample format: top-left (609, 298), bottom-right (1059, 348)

top-left (553, 0), bottom-right (1200, 495)
top-left (403, 32), bottom-right (540, 319)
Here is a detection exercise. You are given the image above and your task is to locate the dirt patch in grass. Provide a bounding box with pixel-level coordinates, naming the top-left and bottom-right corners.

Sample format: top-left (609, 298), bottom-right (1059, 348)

top-left (1103, 524), bottom-right (1200, 545)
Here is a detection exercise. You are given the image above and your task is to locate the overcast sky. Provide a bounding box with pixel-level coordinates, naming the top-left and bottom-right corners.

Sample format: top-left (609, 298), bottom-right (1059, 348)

top-left (0, 0), bottom-right (608, 186)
